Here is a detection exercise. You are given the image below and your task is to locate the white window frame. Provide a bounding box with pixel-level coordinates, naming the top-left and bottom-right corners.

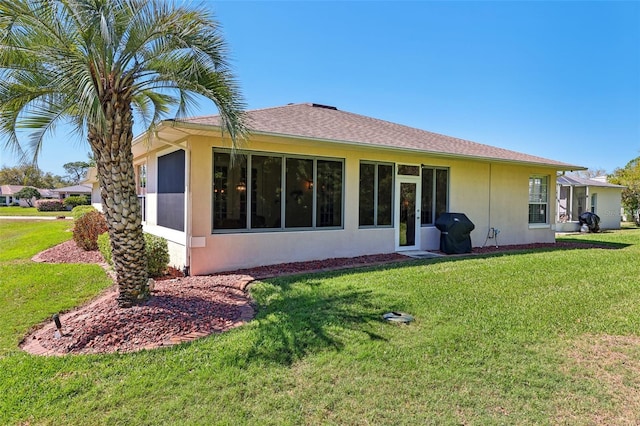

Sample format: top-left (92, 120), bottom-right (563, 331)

top-left (212, 149), bottom-right (345, 233)
top-left (528, 175), bottom-right (549, 224)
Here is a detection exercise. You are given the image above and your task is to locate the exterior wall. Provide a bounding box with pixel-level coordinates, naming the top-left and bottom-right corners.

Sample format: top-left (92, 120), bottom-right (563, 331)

top-left (590, 187), bottom-right (622, 230)
top-left (175, 133), bottom-right (560, 275)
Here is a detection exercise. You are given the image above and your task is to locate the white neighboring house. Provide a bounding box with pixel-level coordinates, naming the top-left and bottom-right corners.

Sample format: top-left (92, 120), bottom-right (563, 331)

top-left (0, 184), bottom-right (57, 207)
top-left (556, 175), bottom-right (625, 231)
top-left (82, 168), bottom-right (103, 212)
top-left (53, 184), bottom-right (92, 201)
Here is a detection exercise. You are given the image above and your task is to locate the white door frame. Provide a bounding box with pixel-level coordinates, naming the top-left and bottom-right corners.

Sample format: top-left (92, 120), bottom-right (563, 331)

top-left (395, 175), bottom-right (421, 251)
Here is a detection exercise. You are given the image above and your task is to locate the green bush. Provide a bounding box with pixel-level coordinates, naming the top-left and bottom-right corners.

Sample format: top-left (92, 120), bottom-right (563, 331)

top-left (73, 210), bottom-right (108, 251)
top-left (97, 232), bottom-right (111, 265)
top-left (98, 232), bottom-right (170, 278)
top-left (144, 233), bottom-right (170, 277)
top-left (71, 205), bottom-right (97, 220)
top-left (63, 195), bottom-right (90, 209)
top-left (35, 199), bottom-right (65, 211)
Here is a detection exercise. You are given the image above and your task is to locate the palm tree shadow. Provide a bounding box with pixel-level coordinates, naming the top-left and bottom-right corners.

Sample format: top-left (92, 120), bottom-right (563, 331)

top-left (240, 280), bottom-right (390, 366)
top-left (232, 238), bottom-right (633, 367)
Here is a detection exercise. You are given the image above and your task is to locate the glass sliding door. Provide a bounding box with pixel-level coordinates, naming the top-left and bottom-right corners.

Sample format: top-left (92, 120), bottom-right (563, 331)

top-left (396, 176), bottom-right (421, 250)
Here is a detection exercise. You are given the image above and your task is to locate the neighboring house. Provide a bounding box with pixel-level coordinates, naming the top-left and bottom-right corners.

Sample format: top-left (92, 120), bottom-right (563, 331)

top-left (0, 184), bottom-right (56, 207)
top-left (82, 168), bottom-right (104, 212)
top-left (54, 184), bottom-right (92, 200)
top-left (89, 103), bottom-right (584, 274)
top-left (556, 175), bottom-right (625, 231)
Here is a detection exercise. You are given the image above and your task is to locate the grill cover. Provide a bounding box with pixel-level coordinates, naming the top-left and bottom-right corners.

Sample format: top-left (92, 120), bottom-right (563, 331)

top-left (434, 213), bottom-right (475, 254)
top-left (578, 211), bottom-right (600, 233)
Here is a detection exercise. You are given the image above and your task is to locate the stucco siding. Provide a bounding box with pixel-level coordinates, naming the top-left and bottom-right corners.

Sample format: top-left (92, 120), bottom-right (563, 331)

top-left (179, 133), bottom-right (560, 274)
top-left (592, 187), bottom-right (622, 230)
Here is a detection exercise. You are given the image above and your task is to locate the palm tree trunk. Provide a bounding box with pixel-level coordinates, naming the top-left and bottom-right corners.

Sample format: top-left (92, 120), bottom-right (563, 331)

top-left (89, 90), bottom-right (149, 308)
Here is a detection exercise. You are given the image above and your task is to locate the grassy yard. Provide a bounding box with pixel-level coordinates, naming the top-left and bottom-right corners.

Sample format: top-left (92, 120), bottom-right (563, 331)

top-left (0, 206), bottom-right (68, 216)
top-left (1, 222), bottom-right (639, 424)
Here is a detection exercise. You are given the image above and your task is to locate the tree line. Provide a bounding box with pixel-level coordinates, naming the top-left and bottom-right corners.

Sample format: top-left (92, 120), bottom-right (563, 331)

top-left (0, 160), bottom-right (92, 188)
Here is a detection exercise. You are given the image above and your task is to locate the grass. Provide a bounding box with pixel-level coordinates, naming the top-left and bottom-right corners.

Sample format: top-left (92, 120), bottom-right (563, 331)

top-left (0, 205), bottom-right (68, 216)
top-left (1, 222), bottom-right (640, 424)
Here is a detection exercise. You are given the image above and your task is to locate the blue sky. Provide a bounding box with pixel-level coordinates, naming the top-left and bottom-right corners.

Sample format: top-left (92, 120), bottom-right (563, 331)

top-left (1, 0), bottom-right (638, 177)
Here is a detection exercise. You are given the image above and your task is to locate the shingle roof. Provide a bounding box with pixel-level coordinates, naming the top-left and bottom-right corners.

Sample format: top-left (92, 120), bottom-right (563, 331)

top-left (0, 184), bottom-right (57, 197)
top-left (557, 175), bottom-right (625, 188)
top-left (178, 103), bottom-right (582, 169)
top-left (54, 184), bottom-right (92, 193)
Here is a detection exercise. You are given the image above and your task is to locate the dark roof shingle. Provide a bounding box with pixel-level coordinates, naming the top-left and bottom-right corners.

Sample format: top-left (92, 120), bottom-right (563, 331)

top-left (180, 103), bottom-right (582, 169)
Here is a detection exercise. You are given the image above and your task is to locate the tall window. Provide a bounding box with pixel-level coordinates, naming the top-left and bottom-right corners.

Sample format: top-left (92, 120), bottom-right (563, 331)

top-left (317, 160), bottom-right (343, 227)
top-left (528, 176), bottom-right (548, 224)
top-left (213, 150), bottom-right (343, 231)
top-left (213, 152), bottom-right (247, 229)
top-left (157, 150), bottom-right (185, 231)
top-left (359, 162), bottom-right (393, 227)
top-left (252, 155), bottom-right (282, 228)
top-left (421, 167), bottom-right (449, 225)
top-left (135, 163), bottom-right (147, 222)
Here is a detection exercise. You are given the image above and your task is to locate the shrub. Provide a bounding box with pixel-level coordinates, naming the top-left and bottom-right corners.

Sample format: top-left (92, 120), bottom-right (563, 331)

top-left (35, 199), bottom-right (65, 211)
top-left (97, 232), bottom-right (112, 265)
top-left (73, 210), bottom-right (108, 251)
top-left (64, 195), bottom-right (90, 209)
top-left (71, 205), bottom-right (97, 220)
top-left (98, 232), bottom-right (170, 278)
top-left (145, 233), bottom-right (170, 277)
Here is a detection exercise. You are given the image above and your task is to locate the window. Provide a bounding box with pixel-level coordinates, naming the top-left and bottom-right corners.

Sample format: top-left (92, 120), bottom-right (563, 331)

top-left (316, 160), bottom-right (343, 227)
top-left (359, 162), bottom-right (393, 227)
top-left (136, 163), bottom-right (147, 195)
top-left (251, 155), bottom-right (282, 228)
top-left (213, 150), bottom-right (343, 232)
top-left (135, 163), bottom-right (147, 222)
top-left (285, 158), bottom-right (314, 228)
top-left (397, 164), bottom-right (420, 176)
top-left (157, 150), bottom-right (185, 231)
top-left (421, 167), bottom-right (449, 225)
top-left (213, 152), bottom-right (247, 230)
top-left (528, 176), bottom-right (548, 224)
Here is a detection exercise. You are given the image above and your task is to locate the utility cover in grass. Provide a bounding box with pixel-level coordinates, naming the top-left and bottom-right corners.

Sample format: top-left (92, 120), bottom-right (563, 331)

top-left (383, 312), bottom-right (414, 323)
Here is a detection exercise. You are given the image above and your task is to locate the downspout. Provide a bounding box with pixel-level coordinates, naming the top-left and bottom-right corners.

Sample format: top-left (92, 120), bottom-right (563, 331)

top-left (488, 162), bottom-right (492, 234)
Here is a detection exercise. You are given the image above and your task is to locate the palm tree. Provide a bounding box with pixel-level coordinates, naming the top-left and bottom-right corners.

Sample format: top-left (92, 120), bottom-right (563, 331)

top-left (0, 0), bottom-right (246, 307)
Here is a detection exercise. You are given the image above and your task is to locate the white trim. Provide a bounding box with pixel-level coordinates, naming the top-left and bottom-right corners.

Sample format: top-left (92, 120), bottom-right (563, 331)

top-left (395, 174), bottom-right (422, 251)
top-left (528, 224), bottom-right (551, 229)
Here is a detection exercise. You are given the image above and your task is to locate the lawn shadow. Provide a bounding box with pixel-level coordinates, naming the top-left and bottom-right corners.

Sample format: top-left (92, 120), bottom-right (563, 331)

top-left (233, 238), bottom-right (632, 367)
top-left (554, 237), bottom-right (632, 249)
top-left (240, 280), bottom-right (392, 366)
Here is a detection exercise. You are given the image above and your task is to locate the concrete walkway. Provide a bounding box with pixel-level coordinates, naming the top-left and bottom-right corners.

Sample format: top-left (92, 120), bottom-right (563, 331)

top-left (0, 216), bottom-right (72, 220)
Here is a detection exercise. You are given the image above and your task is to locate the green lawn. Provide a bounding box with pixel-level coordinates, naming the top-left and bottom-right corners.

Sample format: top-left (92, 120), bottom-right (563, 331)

top-left (1, 222), bottom-right (639, 424)
top-left (0, 205), bottom-right (68, 216)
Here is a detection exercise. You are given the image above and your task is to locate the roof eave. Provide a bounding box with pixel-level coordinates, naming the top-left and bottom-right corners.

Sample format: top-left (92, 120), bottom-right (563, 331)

top-left (158, 120), bottom-right (585, 171)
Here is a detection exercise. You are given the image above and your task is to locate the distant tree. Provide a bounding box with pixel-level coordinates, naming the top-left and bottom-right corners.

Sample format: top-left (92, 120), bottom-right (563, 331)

top-left (13, 186), bottom-right (41, 206)
top-left (609, 156), bottom-right (640, 221)
top-left (0, 164), bottom-right (69, 188)
top-left (63, 161), bottom-right (92, 184)
top-left (569, 168), bottom-right (608, 179)
top-left (40, 172), bottom-right (71, 189)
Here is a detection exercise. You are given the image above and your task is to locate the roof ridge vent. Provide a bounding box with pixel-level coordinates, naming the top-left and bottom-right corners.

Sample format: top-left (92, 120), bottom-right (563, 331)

top-left (310, 103), bottom-right (337, 110)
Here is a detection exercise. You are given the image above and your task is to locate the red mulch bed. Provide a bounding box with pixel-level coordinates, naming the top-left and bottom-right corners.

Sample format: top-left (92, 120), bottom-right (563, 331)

top-left (22, 238), bottom-right (613, 356)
